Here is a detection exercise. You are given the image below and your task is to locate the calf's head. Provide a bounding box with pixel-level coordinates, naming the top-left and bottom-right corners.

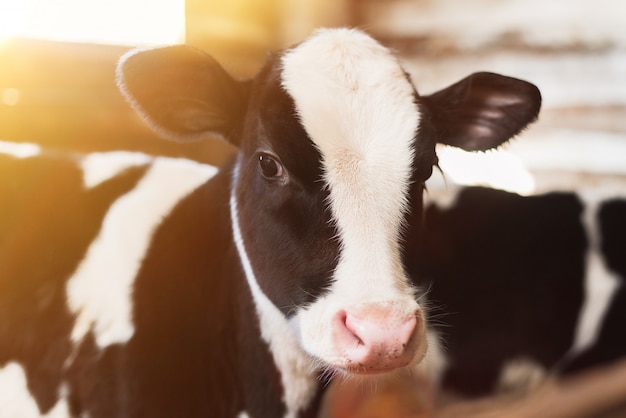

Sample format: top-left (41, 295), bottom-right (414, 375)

top-left (117, 28), bottom-right (540, 375)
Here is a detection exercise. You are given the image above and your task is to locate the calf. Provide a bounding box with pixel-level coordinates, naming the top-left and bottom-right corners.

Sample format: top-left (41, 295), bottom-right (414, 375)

top-left (419, 186), bottom-right (626, 397)
top-left (0, 28), bottom-right (541, 417)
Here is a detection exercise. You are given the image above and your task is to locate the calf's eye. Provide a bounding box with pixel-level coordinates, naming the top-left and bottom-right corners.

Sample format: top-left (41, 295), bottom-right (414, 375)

top-left (258, 152), bottom-right (285, 180)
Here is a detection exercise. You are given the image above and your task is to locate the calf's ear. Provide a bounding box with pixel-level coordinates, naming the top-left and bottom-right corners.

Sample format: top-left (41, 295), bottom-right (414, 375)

top-left (116, 46), bottom-right (248, 143)
top-left (422, 72), bottom-right (541, 151)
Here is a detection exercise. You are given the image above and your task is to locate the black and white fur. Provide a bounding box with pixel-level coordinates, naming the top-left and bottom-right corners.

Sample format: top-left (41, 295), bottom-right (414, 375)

top-left (419, 186), bottom-right (626, 397)
top-left (0, 28), bottom-right (541, 417)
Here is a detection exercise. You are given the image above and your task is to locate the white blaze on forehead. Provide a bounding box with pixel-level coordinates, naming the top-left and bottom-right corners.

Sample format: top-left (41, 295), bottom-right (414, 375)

top-left (281, 29), bottom-right (422, 364)
top-left (281, 28), bottom-right (419, 300)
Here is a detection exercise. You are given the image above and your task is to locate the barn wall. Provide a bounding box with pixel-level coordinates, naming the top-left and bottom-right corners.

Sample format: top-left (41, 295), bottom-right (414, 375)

top-left (1, 0), bottom-right (623, 188)
top-left (352, 0), bottom-right (626, 194)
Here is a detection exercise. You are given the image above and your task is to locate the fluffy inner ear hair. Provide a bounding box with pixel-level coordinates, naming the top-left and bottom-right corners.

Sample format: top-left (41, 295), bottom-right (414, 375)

top-left (116, 46), bottom-right (249, 143)
top-left (423, 72), bottom-right (542, 151)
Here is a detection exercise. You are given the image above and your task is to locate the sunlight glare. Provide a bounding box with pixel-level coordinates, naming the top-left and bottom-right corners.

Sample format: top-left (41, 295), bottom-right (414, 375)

top-left (0, 0), bottom-right (185, 46)
top-left (436, 145), bottom-right (536, 195)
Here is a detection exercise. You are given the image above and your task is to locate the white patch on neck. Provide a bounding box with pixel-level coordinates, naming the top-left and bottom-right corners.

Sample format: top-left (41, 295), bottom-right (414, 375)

top-left (281, 28), bottom-right (422, 362)
top-left (81, 151), bottom-right (153, 189)
top-left (66, 157), bottom-right (217, 348)
top-left (230, 164), bottom-right (317, 418)
top-left (0, 362), bottom-right (71, 418)
top-left (0, 140), bottom-right (42, 159)
top-left (565, 194), bottom-right (621, 359)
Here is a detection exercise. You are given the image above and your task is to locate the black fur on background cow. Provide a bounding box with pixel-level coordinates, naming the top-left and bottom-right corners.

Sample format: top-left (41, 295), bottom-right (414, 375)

top-left (418, 186), bottom-right (626, 397)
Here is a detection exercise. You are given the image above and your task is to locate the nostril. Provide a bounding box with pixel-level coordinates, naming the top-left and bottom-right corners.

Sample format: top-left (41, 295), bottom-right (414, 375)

top-left (343, 312), bottom-right (365, 346)
top-left (333, 310), bottom-right (363, 347)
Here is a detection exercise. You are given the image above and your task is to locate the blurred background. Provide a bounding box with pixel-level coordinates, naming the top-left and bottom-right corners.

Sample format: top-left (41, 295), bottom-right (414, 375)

top-left (1, 0), bottom-right (625, 194)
